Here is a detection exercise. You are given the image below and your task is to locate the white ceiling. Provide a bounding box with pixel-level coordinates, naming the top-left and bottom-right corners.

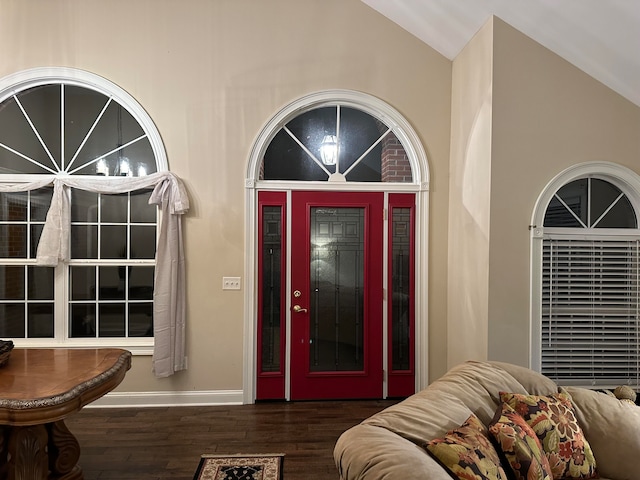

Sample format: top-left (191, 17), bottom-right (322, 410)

top-left (362, 0), bottom-right (640, 107)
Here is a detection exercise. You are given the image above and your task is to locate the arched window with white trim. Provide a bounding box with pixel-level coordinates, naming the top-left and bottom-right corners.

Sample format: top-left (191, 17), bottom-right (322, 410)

top-left (532, 163), bottom-right (640, 389)
top-left (261, 103), bottom-right (414, 183)
top-left (0, 68), bottom-right (188, 376)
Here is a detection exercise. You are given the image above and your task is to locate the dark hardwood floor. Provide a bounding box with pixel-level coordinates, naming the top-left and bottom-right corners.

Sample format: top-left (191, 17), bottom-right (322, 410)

top-left (66, 399), bottom-right (398, 480)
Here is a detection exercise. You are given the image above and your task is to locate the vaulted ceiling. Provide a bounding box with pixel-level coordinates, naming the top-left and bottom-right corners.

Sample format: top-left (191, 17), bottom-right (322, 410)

top-left (362, 0), bottom-right (640, 107)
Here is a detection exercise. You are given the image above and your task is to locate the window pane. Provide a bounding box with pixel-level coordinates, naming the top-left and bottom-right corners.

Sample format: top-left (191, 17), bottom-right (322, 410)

top-left (591, 179), bottom-right (623, 224)
top-left (0, 225), bottom-right (27, 258)
top-left (70, 304), bottom-right (96, 337)
top-left (0, 87), bottom-right (59, 174)
top-left (71, 190), bottom-right (98, 222)
top-left (129, 303), bottom-right (153, 337)
top-left (30, 188), bottom-right (53, 222)
top-left (27, 304), bottom-right (54, 338)
top-left (100, 225), bottom-right (126, 258)
top-left (589, 178), bottom-right (637, 228)
top-left (544, 196), bottom-right (582, 227)
top-left (101, 193), bottom-right (128, 223)
top-left (391, 208), bottom-right (411, 371)
top-left (131, 190), bottom-right (156, 223)
top-left (596, 197), bottom-right (637, 228)
top-left (129, 266), bottom-right (154, 300)
top-left (554, 179), bottom-right (588, 226)
top-left (70, 266), bottom-right (96, 300)
top-left (0, 304), bottom-right (25, 337)
top-left (260, 206), bottom-right (283, 373)
top-left (263, 128), bottom-right (327, 181)
top-left (309, 207), bottom-right (365, 372)
top-left (99, 304), bottom-right (126, 337)
top-left (99, 266), bottom-right (125, 300)
top-left (380, 132), bottom-right (412, 183)
top-left (64, 86), bottom-right (112, 167)
top-left (71, 225), bottom-right (98, 258)
top-left (340, 107), bottom-right (383, 182)
top-left (0, 266), bottom-right (25, 299)
top-left (28, 266), bottom-right (54, 300)
top-left (30, 225), bottom-right (43, 259)
top-left (131, 226), bottom-right (156, 259)
top-left (0, 192), bottom-right (27, 221)
top-left (70, 102), bottom-right (138, 174)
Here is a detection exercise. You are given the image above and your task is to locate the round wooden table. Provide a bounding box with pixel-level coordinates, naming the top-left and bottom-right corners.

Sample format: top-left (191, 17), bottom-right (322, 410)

top-left (0, 348), bottom-right (131, 480)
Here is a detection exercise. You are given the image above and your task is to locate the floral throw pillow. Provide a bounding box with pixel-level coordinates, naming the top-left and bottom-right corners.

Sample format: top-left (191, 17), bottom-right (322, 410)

top-left (424, 414), bottom-right (510, 480)
top-left (499, 391), bottom-right (598, 479)
top-left (488, 402), bottom-right (553, 480)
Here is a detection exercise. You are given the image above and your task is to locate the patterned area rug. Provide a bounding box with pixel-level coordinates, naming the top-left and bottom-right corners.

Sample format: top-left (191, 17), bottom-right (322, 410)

top-left (193, 454), bottom-right (285, 480)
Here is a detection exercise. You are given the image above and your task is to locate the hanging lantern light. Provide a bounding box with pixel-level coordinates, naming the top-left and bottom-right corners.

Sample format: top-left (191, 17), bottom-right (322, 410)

top-left (319, 134), bottom-right (338, 166)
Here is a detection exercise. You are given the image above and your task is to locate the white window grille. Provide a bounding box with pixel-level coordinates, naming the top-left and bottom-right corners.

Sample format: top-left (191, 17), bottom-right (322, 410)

top-left (0, 68), bottom-right (168, 352)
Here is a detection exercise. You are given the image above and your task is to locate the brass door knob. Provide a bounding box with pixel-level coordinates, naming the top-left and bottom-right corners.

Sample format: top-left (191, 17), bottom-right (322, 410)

top-left (292, 305), bottom-right (308, 313)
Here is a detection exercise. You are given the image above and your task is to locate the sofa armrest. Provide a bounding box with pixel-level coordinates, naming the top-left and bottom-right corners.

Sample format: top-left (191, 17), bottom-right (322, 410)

top-left (334, 424), bottom-right (450, 480)
top-left (565, 386), bottom-right (640, 480)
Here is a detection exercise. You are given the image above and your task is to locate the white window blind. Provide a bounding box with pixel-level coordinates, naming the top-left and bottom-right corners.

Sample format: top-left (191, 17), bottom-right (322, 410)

top-left (542, 237), bottom-right (640, 388)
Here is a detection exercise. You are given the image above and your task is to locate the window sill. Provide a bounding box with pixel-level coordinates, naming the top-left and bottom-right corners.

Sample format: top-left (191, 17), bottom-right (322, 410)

top-left (10, 339), bottom-right (153, 356)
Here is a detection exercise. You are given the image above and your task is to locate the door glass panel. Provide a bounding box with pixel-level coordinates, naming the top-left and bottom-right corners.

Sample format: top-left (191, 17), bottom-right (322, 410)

top-left (391, 207), bottom-right (411, 370)
top-left (309, 207), bottom-right (364, 372)
top-left (260, 206), bottom-right (282, 373)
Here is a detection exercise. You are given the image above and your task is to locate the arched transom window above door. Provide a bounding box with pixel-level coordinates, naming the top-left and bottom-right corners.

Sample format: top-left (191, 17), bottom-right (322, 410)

top-left (253, 90), bottom-right (427, 186)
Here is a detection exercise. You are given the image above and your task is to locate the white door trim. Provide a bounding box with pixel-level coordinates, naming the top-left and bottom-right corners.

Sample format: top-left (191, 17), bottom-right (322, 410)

top-left (243, 90), bottom-right (430, 403)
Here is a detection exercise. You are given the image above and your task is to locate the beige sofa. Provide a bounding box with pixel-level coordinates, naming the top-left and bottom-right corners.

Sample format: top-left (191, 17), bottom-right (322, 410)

top-left (334, 360), bottom-right (640, 480)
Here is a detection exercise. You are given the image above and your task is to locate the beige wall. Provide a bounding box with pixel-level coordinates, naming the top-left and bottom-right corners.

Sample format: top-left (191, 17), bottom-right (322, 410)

top-left (488, 17), bottom-right (640, 366)
top-left (447, 19), bottom-right (494, 367)
top-left (0, 0), bottom-right (452, 393)
top-left (446, 16), bottom-right (640, 372)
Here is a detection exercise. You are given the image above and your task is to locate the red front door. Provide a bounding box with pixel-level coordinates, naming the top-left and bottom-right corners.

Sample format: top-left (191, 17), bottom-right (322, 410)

top-left (289, 191), bottom-right (384, 400)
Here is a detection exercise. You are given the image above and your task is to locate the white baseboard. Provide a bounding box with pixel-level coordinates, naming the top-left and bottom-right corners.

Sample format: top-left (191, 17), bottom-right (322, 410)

top-left (87, 390), bottom-right (245, 408)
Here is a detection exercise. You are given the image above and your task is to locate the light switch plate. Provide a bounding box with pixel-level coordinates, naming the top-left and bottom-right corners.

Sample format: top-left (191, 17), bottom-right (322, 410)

top-left (222, 276), bottom-right (241, 290)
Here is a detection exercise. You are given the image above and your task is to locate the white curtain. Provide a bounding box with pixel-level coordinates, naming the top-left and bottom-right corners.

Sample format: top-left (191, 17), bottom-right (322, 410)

top-left (0, 171), bottom-right (189, 377)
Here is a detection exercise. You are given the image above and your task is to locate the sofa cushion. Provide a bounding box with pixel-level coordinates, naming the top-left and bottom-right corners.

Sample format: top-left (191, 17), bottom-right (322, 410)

top-left (488, 402), bottom-right (552, 480)
top-left (424, 413), bottom-right (510, 480)
top-left (564, 386), bottom-right (640, 480)
top-left (361, 361), bottom-right (558, 447)
top-left (489, 361), bottom-right (560, 395)
top-left (500, 391), bottom-right (597, 480)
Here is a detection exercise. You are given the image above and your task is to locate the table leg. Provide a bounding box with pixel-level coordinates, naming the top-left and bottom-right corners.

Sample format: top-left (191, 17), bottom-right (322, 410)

top-left (0, 421), bottom-right (83, 480)
top-left (6, 424), bottom-right (49, 480)
top-left (46, 420), bottom-right (82, 480)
